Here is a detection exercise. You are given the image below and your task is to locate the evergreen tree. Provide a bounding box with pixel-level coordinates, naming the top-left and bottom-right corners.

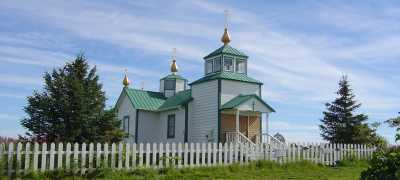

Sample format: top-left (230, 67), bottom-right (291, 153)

top-left (386, 114), bottom-right (400, 142)
top-left (319, 75), bottom-right (374, 144)
top-left (21, 54), bottom-right (125, 143)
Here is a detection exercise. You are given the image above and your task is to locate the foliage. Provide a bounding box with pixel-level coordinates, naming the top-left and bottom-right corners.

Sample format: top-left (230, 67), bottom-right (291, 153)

top-left (360, 146), bottom-right (400, 180)
top-left (2, 160), bottom-right (369, 180)
top-left (21, 54), bottom-right (126, 143)
top-left (386, 115), bottom-right (400, 142)
top-left (319, 75), bottom-right (384, 144)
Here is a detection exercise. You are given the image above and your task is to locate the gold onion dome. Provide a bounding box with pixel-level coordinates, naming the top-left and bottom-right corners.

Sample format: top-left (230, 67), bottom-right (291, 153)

top-left (122, 73), bottom-right (130, 87)
top-left (221, 28), bottom-right (231, 45)
top-left (171, 59), bottom-right (178, 74)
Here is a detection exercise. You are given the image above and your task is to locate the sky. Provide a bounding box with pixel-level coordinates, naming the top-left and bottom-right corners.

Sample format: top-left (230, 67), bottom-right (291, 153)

top-left (0, 0), bottom-right (399, 143)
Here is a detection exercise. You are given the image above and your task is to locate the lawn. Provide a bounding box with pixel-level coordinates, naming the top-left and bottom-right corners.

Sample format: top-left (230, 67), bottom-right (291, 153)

top-left (6, 160), bottom-right (368, 180)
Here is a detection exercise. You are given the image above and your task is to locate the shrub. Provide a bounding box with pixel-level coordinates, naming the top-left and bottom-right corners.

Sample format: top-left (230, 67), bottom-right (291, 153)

top-left (360, 146), bottom-right (400, 180)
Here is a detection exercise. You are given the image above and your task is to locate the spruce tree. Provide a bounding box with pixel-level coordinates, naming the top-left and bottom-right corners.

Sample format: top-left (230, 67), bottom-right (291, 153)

top-left (319, 75), bottom-right (372, 144)
top-left (21, 54), bottom-right (125, 143)
top-left (386, 114), bottom-right (400, 142)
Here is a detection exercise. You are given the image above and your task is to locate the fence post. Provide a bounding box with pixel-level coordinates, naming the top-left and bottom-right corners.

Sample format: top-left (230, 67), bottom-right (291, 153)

top-left (207, 143), bottom-right (212, 166)
top-left (73, 143), bottom-right (79, 174)
top-left (195, 143), bottom-right (200, 166)
top-left (147, 143), bottom-right (152, 168)
top-left (152, 143), bottom-right (157, 168)
top-left (213, 143), bottom-right (217, 166)
top-left (190, 143), bottom-right (195, 167)
top-left (165, 143), bottom-right (169, 168)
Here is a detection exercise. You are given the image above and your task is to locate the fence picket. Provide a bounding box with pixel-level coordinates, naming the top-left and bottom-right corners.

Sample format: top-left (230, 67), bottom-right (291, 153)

top-left (49, 143), bottom-right (55, 171)
top-left (89, 143), bottom-right (94, 170)
top-left (96, 143), bottom-right (101, 168)
top-left (16, 143), bottom-right (22, 175)
top-left (125, 143), bottom-right (131, 169)
top-left (24, 143), bottom-right (31, 174)
top-left (118, 143), bottom-right (123, 169)
top-left (41, 143), bottom-right (47, 172)
top-left (3, 142), bottom-right (377, 176)
top-left (81, 143), bottom-right (87, 174)
top-left (65, 143), bottom-right (71, 170)
top-left (7, 143), bottom-right (13, 177)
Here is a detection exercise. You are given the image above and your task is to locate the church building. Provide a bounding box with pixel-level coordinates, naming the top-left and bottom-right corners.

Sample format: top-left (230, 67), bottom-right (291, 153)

top-left (115, 26), bottom-right (275, 145)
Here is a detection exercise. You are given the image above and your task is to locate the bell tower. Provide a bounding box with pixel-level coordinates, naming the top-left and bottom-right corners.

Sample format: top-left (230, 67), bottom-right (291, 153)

top-left (160, 48), bottom-right (188, 97)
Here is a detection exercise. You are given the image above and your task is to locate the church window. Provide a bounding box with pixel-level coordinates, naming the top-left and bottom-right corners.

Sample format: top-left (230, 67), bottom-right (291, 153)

top-left (236, 59), bottom-right (246, 73)
top-left (214, 57), bottom-right (221, 72)
top-left (167, 114), bottom-right (175, 138)
top-left (206, 60), bottom-right (213, 74)
top-left (223, 56), bottom-right (233, 71)
top-left (164, 80), bottom-right (176, 90)
top-left (123, 116), bottom-right (130, 133)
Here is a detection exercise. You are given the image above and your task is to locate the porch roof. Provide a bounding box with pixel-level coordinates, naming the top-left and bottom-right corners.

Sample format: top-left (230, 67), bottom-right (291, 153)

top-left (221, 94), bottom-right (275, 112)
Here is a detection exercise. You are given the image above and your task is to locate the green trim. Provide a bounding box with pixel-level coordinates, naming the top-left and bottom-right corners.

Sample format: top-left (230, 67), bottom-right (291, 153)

top-left (221, 94), bottom-right (276, 112)
top-left (217, 79), bottom-right (221, 143)
top-left (160, 74), bottom-right (187, 80)
top-left (189, 71), bottom-right (262, 86)
top-left (135, 109), bottom-right (139, 143)
top-left (184, 104), bottom-right (188, 142)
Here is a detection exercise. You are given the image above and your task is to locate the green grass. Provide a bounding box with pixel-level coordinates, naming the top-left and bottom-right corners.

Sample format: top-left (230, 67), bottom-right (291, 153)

top-left (4, 160), bottom-right (368, 180)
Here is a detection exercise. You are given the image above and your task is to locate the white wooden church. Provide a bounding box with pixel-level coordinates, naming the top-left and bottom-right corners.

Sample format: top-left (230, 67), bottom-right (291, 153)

top-left (115, 27), bottom-right (275, 145)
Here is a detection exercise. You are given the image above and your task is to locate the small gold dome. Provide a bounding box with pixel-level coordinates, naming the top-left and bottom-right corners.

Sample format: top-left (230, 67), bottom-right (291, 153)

top-left (221, 28), bottom-right (231, 45)
top-left (122, 73), bottom-right (130, 87)
top-left (171, 59), bottom-right (178, 74)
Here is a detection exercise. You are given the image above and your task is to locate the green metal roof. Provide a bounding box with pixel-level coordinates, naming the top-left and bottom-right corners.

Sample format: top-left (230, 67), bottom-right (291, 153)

top-left (161, 74), bottom-right (187, 80)
top-left (221, 94), bottom-right (276, 112)
top-left (158, 89), bottom-right (192, 111)
top-left (189, 71), bottom-right (262, 85)
top-left (125, 88), bottom-right (166, 111)
top-left (124, 88), bottom-right (192, 112)
top-left (204, 44), bottom-right (248, 59)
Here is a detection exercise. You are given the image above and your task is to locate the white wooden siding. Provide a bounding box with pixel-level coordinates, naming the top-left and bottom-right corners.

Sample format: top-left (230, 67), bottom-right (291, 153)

top-left (158, 108), bottom-right (186, 143)
top-left (220, 80), bottom-right (260, 105)
top-left (190, 80), bottom-right (219, 142)
top-left (137, 111), bottom-right (160, 143)
top-left (116, 92), bottom-right (136, 144)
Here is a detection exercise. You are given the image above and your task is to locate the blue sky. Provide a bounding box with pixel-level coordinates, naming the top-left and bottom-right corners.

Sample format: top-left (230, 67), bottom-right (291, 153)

top-left (0, 0), bottom-right (399, 143)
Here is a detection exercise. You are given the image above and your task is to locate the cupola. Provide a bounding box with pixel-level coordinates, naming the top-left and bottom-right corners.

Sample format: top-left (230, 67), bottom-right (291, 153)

top-left (160, 48), bottom-right (188, 97)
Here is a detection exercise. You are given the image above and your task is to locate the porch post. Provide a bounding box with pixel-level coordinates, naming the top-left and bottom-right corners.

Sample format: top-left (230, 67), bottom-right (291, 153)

top-left (235, 109), bottom-right (240, 143)
top-left (235, 109), bottom-right (240, 132)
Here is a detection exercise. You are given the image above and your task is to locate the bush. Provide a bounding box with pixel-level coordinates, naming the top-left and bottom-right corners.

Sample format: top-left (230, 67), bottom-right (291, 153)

top-left (360, 146), bottom-right (400, 180)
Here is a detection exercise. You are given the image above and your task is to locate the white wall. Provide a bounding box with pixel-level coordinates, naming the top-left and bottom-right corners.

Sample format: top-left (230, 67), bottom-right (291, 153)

top-left (158, 108), bottom-right (186, 143)
top-left (220, 80), bottom-right (260, 105)
top-left (137, 110), bottom-right (160, 143)
top-left (116, 92), bottom-right (136, 144)
top-left (190, 80), bottom-right (219, 142)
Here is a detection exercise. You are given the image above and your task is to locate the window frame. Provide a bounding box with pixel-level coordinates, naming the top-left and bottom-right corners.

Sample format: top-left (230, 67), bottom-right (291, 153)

top-left (223, 56), bottom-right (234, 72)
top-left (123, 115), bottom-right (130, 134)
top-left (213, 56), bottom-right (222, 72)
top-left (167, 114), bottom-right (176, 139)
top-left (164, 79), bottom-right (176, 90)
top-left (235, 58), bottom-right (247, 74)
top-left (206, 59), bottom-right (213, 74)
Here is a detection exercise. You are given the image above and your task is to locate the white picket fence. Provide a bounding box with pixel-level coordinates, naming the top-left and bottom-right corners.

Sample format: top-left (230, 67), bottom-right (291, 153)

top-left (0, 142), bottom-right (375, 177)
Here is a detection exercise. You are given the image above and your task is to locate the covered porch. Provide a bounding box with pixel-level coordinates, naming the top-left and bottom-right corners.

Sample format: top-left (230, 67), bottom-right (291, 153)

top-left (219, 94), bottom-right (275, 144)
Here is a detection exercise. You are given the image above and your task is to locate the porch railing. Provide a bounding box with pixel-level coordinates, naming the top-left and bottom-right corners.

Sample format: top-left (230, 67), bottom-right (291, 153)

top-left (262, 132), bottom-right (286, 146)
top-left (225, 131), bottom-right (255, 146)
